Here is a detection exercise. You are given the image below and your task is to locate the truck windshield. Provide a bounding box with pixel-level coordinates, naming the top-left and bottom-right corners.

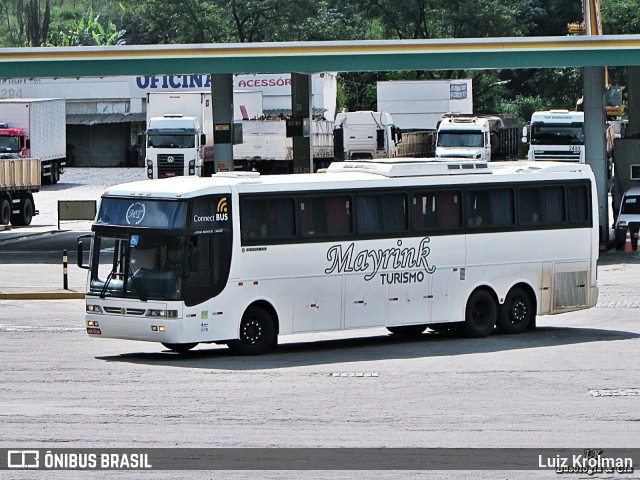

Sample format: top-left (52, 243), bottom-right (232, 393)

top-left (0, 136), bottom-right (20, 153)
top-left (148, 134), bottom-right (195, 149)
top-left (89, 233), bottom-right (186, 301)
top-left (437, 131), bottom-right (483, 148)
top-left (531, 123), bottom-right (584, 145)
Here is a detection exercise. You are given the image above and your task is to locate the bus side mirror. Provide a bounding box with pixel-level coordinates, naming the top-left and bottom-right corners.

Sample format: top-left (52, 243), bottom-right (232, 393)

top-left (77, 234), bottom-right (91, 269)
top-left (521, 126), bottom-right (528, 143)
top-left (201, 133), bottom-right (207, 146)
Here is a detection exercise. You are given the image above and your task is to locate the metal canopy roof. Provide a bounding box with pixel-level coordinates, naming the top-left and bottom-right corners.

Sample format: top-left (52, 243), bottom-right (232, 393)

top-left (1, 35), bottom-right (640, 79)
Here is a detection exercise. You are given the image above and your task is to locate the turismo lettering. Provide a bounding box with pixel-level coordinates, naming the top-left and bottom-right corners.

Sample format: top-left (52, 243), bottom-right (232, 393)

top-left (324, 238), bottom-right (435, 282)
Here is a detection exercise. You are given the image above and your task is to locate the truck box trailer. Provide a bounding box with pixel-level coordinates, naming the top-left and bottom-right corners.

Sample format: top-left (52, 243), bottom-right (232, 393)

top-left (377, 80), bottom-right (473, 130)
top-left (0, 98), bottom-right (66, 185)
top-left (0, 155), bottom-right (40, 226)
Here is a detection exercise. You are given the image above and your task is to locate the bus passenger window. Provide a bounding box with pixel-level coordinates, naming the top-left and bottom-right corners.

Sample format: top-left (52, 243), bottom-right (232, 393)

top-left (241, 197), bottom-right (294, 241)
top-left (357, 193), bottom-right (407, 233)
top-left (467, 191), bottom-right (491, 227)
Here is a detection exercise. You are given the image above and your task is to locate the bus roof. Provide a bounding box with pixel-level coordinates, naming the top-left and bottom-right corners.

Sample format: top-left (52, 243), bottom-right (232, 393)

top-left (102, 160), bottom-right (593, 200)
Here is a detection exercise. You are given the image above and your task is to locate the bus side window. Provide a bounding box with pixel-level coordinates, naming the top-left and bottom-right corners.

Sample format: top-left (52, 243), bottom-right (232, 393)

top-left (519, 188), bottom-right (541, 225)
top-left (412, 192), bottom-right (437, 230)
top-left (568, 185), bottom-right (589, 222)
top-left (437, 191), bottom-right (461, 229)
top-left (467, 191), bottom-right (491, 227)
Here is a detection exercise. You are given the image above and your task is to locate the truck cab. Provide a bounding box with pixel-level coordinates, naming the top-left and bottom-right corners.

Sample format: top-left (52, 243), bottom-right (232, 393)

top-left (435, 114), bottom-right (519, 161)
top-left (0, 124), bottom-right (28, 157)
top-left (333, 111), bottom-right (401, 160)
top-left (145, 114), bottom-right (206, 179)
top-left (523, 110), bottom-right (585, 163)
top-left (436, 116), bottom-right (490, 160)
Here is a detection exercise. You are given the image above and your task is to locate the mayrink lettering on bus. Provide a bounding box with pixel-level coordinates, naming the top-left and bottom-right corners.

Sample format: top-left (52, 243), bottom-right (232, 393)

top-left (325, 238), bottom-right (435, 283)
top-left (135, 75), bottom-right (292, 90)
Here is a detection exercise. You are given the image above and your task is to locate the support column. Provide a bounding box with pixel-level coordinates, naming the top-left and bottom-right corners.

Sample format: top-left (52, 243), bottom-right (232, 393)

top-left (627, 66), bottom-right (640, 136)
top-left (583, 66), bottom-right (609, 246)
top-left (291, 73), bottom-right (312, 173)
top-left (211, 73), bottom-right (234, 173)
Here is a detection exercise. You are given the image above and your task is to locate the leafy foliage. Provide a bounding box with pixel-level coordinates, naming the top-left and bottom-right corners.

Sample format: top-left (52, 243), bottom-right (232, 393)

top-left (0, 0), bottom-right (637, 118)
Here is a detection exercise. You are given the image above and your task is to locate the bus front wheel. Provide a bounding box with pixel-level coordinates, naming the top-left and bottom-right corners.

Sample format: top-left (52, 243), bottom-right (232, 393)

top-left (162, 342), bottom-right (198, 353)
top-left (496, 287), bottom-right (534, 335)
top-left (463, 289), bottom-right (497, 338)
top-left (228, 305), bottom-right (276, 355)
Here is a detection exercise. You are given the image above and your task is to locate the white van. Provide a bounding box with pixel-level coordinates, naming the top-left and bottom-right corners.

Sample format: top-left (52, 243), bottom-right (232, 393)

top-left (615, 186), bottom-right (640, 250)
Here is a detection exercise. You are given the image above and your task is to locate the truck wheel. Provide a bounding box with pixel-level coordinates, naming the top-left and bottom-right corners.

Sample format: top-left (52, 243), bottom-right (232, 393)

top-left (52, 163), bottom-right (59, 184)
top-left (11, 197), bottom-right (34, 227)
top-left (0, 199), bottom-right (10, 225)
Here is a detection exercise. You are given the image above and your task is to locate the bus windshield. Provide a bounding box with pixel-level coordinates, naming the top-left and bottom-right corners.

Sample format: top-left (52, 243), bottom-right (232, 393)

top-left (437, 131), bottom-right (484, 148)
top-left (89, 233), bottom-right (186, 301)
top-left (531, 123), bottom-right (584, 145)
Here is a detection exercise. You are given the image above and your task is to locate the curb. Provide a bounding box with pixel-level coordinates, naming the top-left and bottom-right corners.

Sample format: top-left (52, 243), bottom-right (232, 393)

top-left (0, 292), bottom-right (85, 300)
top-left (0, 229), bottom-right (62, 245)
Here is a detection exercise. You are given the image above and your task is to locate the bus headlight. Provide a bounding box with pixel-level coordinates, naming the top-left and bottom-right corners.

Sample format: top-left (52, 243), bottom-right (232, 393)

top-left (146, 309), bottom-right (178, 318)
top-left (86, 305), bottom-right (103, 313)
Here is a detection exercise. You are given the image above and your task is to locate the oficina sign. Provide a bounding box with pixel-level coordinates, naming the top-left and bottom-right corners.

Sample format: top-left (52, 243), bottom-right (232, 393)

top-left (134, 74), bottom-right (293, 96)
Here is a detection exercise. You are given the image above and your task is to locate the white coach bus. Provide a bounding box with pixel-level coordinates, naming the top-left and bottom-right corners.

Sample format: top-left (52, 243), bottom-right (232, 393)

top-left (78, 159), bottom-right (599, 354)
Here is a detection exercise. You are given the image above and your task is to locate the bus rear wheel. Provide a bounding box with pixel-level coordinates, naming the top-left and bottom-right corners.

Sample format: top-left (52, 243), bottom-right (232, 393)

top-left (228, 305), bottom-right (276, 355)
top-left (496, 287), bottom-right (534, 335)
top-left (387, 324), bottom-right (427, 336)
top-left (463, 289), bottom-right (497, 338)
top-left (162, 342), bottom-right (198, 353)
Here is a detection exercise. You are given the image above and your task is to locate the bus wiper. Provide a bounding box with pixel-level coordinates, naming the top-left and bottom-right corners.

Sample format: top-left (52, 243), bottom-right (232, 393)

top-left (126, 266), bottom-right (147, 302)
top-left (99, 264), bottom-right (118, 299)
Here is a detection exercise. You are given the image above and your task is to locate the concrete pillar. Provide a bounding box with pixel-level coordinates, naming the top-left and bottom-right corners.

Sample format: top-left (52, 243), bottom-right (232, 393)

top-left (583, 66), bottom-right (609, 245)
top-left (211, 73), bottom-right (234, 173)
top-left (627, 66), bottom-right (640, 136)
top-left (291, 73), bottom-right (312, 173)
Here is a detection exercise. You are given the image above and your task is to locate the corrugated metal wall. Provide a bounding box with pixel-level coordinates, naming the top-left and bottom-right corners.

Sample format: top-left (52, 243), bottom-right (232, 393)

top-left (67, 123), bottom-right (130, 167)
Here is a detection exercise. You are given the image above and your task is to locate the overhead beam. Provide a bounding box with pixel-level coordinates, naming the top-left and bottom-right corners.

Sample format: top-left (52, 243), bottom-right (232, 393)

top-left (2, 36), bottom-right (640, 79)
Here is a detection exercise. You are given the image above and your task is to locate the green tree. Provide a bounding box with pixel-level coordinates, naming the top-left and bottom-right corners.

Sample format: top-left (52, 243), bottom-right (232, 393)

top-left (120, 0), bottom-right (231, 44)
top-left (48, 7), bottom-right (126, 46)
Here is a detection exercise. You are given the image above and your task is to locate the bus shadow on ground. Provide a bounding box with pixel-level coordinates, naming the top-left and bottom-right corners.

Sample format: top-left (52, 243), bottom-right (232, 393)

top-left (96, 326), bottom-right (640, 370)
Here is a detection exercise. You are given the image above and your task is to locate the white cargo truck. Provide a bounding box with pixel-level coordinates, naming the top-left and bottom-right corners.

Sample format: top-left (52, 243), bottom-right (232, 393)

top-left (333, 111), bottom-right (402, 160)
top-left (145, 91), bottom-right (264, 179)
top-left (145, 92), bottom-right (214, 179)
top-left (0, 155), bottom-right (39, 226)
top-left (0, 98), bottom-right (66, 184)
top-left (522, 110), bottom-right (585, 162)
top-left (234, 119), bottom-right (335, 173)
top-left (435, 114), bottom-right (520, 161)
